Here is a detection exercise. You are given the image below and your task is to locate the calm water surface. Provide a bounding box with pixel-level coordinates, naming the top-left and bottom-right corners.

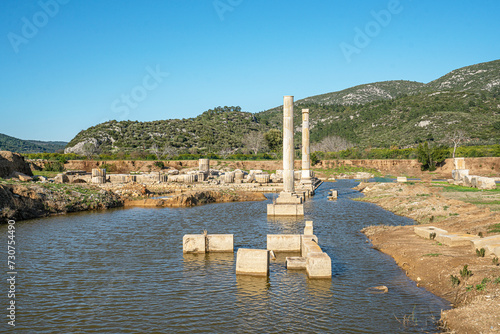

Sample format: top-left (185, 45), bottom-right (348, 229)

top-left (0, 180), bottom-right (449, 333)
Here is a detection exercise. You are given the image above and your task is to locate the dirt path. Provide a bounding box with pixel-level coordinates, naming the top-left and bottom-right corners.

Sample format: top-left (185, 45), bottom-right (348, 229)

top-left (356, 182), bottom-right (500, 333)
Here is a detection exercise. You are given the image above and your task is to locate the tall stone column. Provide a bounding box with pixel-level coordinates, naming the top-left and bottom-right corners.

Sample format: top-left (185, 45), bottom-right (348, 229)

top-left (267, 95), bottom-right (304, 216)
top-left (301, 109), bottom-right (311, 180)
top-left (283, 96), bottom-right (294, 193)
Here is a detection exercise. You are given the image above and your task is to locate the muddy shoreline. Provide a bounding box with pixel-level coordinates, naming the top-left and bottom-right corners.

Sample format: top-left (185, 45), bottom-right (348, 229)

top-left (357, 182), bottom-right (500, 333)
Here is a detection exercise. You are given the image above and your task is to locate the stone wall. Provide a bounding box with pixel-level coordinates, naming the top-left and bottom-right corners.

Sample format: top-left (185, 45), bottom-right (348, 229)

top-left (36, 157), bottom-right (500, 178)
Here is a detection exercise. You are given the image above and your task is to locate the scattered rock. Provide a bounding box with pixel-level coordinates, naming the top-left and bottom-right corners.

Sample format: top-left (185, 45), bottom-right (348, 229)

top-left (367, 285), bottom-right (388, 294)
top-left (12, 172), bottom-right (33, 182)
top-left (0, 151), bottom-right (33, 178)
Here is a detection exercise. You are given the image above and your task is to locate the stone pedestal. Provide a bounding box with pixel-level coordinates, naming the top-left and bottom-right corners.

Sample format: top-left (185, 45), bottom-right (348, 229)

top-left (267, 234), bottom-right (301, 252)
top-left (306, 253), bottom-right (332, 279)
top-left (207, 234), bottom-right (234, 252)
top-left (454, 158), bottom-right (466, 170)
top-left (236, 249), bottom-right (269, 276)
top-left (199, 159), bottom-right (210, 174)
top-left (183, 234), bottom-right (206, 253)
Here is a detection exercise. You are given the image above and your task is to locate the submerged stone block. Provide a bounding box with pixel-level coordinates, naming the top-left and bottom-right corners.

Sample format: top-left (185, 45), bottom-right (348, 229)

top-left (267, 234), bottom-right (301, 252)
top-left (286, 257), bottom-right (307, 270)
top-left (267, 203), bottom-right (304, 216)
top-left (236, 249), bottom-right (269, 276)
top-left (306, 253), bottom-right (332, 279)
top-left (183, 234), bottom-right (206, 253)
top-left (302, 239), bottom-right (323, 258)
top-left (413, 226), bottom-right (448, 240)
top-left (207, 234), bottom-right (233, 252)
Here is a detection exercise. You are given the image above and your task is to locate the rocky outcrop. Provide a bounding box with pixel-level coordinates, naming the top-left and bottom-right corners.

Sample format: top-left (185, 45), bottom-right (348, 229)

top-left (124, 190), bottom-right (267, 208)
top-left (0, 151), bottom-right (33, 178)
top-left (0, 183), bottom-right (123, 223)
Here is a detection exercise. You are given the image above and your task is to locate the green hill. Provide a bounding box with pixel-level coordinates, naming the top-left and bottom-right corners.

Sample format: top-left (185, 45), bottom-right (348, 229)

top-left (65, 59), bottom-right (500, 154)
top-left (0, 133), bottom-right (67, 153)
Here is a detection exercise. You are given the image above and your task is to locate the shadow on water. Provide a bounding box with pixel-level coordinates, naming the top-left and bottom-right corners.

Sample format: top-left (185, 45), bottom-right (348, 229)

top-left (0, 180), bottom-right (450, 333)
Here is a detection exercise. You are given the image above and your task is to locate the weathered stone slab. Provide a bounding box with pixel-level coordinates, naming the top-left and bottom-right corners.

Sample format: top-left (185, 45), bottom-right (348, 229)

top-left (476, 177), bottom-right (496, 190)
top-left (414, 226), bottom-right (448, 239)
top-left (397, 176), bottom-right (407, 183)
top-left (452, 169), bottom-right (469, 181)
top-left (470, 235), bottom-right (500, 251)
top-left (267, 203), bottom-right (304, 216)
top-left (267, 234), bottom-right (301, 252)
top-left (207, 234), bottom-right (233, 252)
top-left (306, 253), bottom-right (332, 279)
top-left (435, 233), bottom-right (479, 247)
top-left (236, 249), bottom-right (269, 276)
top-left (286, 256), bottom-right (307, 270)
top-left (302, 239), bottom-right (323, 257)
top-left (484, 244), bottom-right (500, 256)
top-left (183, 234), bottom-right (206, 253)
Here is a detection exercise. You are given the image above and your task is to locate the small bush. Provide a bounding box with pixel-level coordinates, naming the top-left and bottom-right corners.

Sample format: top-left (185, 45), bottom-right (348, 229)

top-left (43, 161), bottom-right (64, 172)
top-left (476, 248), bottom-right (486, 257)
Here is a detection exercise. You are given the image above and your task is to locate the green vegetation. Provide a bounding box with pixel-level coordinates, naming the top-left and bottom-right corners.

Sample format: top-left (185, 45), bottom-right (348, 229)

top-left (0, 133), bottom-right (67, 153)
top-left (476, 248), bottom-right (486, 257)
top-left (423, 253), bottom-right (441, 257)
top-left (416, 142), bottom-right (448, 171)
top-left (432, 183), bottom-right (500, 193)
top-left (32, 171), bottom-right (60, 178)
top-left (488, 224), bottom-right (500, 233)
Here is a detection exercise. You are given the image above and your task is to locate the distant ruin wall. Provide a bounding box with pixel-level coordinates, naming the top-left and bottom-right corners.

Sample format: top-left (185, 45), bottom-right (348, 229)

top-left (37, 157), bottom-right (500, 178)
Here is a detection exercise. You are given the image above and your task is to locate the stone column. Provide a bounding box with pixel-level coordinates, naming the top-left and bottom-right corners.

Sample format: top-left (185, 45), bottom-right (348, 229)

top-left (301, 109), bottom-right (311, 180)
top-left (283, 96), bottom-right (294, 193)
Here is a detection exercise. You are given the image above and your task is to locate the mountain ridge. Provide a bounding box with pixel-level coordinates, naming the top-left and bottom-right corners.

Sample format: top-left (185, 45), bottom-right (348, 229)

top-left (41, 58), bottom-right (500, 154)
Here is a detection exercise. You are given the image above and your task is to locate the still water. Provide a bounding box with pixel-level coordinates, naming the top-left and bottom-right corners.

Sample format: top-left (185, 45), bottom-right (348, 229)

top-left (1, 181), bottom-right (449, 333)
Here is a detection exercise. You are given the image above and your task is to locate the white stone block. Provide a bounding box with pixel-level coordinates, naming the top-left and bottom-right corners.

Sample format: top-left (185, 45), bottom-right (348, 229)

top-left (484, 244), bottom-right (500, 256)
top-left (207, 234), bottom-right (233, 252)
top-left (286, 257), bottom-right (307, 270)
top-left (267, 203), bottom-right (304, 216)
top-left (183, 234), bottom-right (206, 253)
top-left (435, 233), bottom-right (480, 247)
top-left (304, 226), bottom-right (313, 235)
top-left (302, 239), bottom-right (323, 257)
top-left (397, 177), bottom-right (407, 183)
top-left (476, 177), bottom-right (496, 190)
top-left (236, 249), bottom-right (269, 276)
top-left (267, 234), bottom-right (301, 252)
top-left (470, 235), bottom-right (500, 251)
top-left (306, 253), bottom-right (332, 279)
top-left (454, 158), bottom-right (466, 170)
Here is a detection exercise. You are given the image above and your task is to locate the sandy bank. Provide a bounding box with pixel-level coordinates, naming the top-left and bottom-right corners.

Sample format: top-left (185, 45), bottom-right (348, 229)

top-left (357, 182), bottom-right (500, 333)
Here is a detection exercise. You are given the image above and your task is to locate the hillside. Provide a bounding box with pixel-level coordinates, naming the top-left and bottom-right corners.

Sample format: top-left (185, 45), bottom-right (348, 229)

top-left (298, 80), bottom-right (426, 105)
top-left (65, 59), bottom-right (500, 154)
top-left (66, 106), bottom-right (267, 155)
top-left (0, 133), bottom-right (67, 153)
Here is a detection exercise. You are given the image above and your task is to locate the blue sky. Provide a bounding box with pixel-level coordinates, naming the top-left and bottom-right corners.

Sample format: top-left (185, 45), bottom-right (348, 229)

top-left (1, 0), bottom-right (499, 141)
